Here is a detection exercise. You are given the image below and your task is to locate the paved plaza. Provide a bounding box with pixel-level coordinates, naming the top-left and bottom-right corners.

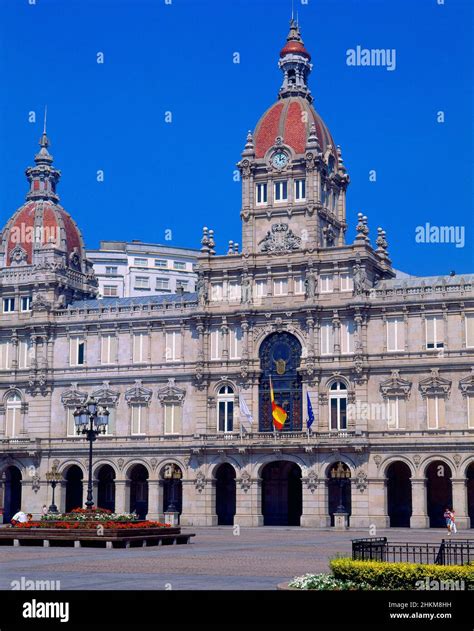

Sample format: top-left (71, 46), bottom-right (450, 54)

top-left (0, 527), bottom-right (471, 591)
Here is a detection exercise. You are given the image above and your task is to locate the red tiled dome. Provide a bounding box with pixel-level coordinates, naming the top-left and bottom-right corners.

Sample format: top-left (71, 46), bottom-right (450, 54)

top-left (280, 41), bottom-right (311, 60)
top-left (254, 96), bottom-right (337, 161)
top-left (3, 200), bottom-right (84, 268)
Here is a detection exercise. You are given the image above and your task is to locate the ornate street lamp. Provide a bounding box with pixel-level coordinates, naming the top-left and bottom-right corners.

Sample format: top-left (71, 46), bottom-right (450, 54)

top-left (73, 396), bottom-right (109, 511)
top-left (163, 464), bottom-right (182, 513)
top-left (330, 462), bottom-right (351, 514)
top-left (45, 465), bottom-right (62, 513)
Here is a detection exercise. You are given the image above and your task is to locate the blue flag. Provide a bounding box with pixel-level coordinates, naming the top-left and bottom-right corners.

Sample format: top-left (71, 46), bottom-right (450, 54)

top-left (307, 392), bottom-right (315, 429)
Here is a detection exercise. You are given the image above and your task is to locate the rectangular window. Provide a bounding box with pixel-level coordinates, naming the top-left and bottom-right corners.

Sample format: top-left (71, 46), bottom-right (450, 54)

top-left (330, 397), bottom-right (347, 430)
top-left (210, 283), bottom-right (223, 301)
top-left (295, 179), bottom-right (306, 201)
top-left (320, 322), bottom-right (334, 355)
top-left (228, 282), bottom-right (241, 301)
top-left (426, 316), bottom-right (444, 349)
top-left (427, 396), bottom-right (445, 430)
top-left (19, 340), bottom-right (32, 369)
top-left (173, 261), bottom-right (186, 270)
top-left (465, 314), bottom-right (474, 348)
top-left (320, 274), bottom-right (334, 293)
top-left (105, 266), bottom-right (118, 276)
top-left (154, 259), bottom-right (167, 268)
top-left (103, 285), bottom-right (118, 297)
top-left (101, 335), bottom-right (117, 364)
top-left (387, 317), bottom-right (405, 352)
top-left (274, 181), bottom-right (288, 202)
top-left (256, 183), bottom-right (268, 205)
top-left (165, 331), bottom-right (180, 362)
top-left (340, 273), bottom-right (353, 292)
top-left (468, 395), bottom-right (474, 429)
top-left (386, 398), bottom-right (400, 430)
top-left (133, 258), bottom-right (148, 267)
top-left (156, 278), bottom-right (170, 290)
top-left (70, 337), bottom-right (85, 366)
top-left (341, 320), bottom-right (355, 354)
top-left (0, 342), bottom-right (11, 370)
top-left (176, 280), bottom-right (188, 290)
top-left (273, 279), bottom-right (288, 296)
top-left (21, 296), bottom-right (32, 312)
top-left (134, 276), bottom-right (149, 289)
top-left (229, 326), bottom-right (242, 360)
top-left (133, 333), bottom-right (147, 363)
top-left (6, 404), bottom-right (19, 438)
top-left (67, 409), bottom-right (77, 437)
top-left (294, 276), bottom-right (305, 295)
top-left (210, 329), bottom-right (220, 360)
top-left (131, 405), bottom-right (145, 435)
top-left (255, 280), bottom-right (267, 297)
top-left (164, 404), bottom-right (182, 435)
top-left (218, 400), bottom-right (234, 433)
top-left (3, 298), bottom-right (15, 313)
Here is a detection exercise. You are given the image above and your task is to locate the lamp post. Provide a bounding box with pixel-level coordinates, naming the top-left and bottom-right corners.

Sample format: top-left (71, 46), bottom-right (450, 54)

top-left (73, 397), bottom-right (109, 511)
top-left (164, 464), bottom-right (182, 513)
top-left (45, 465), bottom-right (62, 513)
top-left (330, 462), bottom-right (351, 513)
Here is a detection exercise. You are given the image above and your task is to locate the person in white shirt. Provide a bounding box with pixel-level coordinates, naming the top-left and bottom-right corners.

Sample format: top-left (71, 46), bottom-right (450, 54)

top-left (11, 511), bottom-right (32, 525)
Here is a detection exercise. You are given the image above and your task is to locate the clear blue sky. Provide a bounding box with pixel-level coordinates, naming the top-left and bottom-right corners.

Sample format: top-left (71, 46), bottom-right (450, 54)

top-left (1, 0), bottom-right (472, 276)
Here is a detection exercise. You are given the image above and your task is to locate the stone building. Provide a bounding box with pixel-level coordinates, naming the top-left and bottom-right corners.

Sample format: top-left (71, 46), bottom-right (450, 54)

top-left (0, 20), bottom-right (473, 529)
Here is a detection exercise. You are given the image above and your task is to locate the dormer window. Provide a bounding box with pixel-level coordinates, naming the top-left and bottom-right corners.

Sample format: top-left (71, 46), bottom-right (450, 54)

top-left (274, 181), bottom-right (288, 203)
top-left (295, 179), bottom-right (306, 201)
top-left (256, 183), bottom-right (268, 205)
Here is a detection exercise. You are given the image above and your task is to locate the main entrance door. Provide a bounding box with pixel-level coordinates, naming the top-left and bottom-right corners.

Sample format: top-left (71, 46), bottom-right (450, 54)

top-left (215, 463), bottom-right (236, 525)
top-left (262, 461), bottom-right (302, 526)
top-left (2, 466), bottom-right (22, 523)
top-left (387, 462), bottom-right (412, 527)
top-left (65, 465), bottom-right (83, 513)
top-left (426, 461), bottom-right (452, 528)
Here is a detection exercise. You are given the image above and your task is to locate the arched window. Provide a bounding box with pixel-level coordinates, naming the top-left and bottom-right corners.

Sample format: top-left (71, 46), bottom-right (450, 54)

top-left (329, 381), bottom-right (347, 431)
top-left (5, 392), bottom-right (22, 437)
top-left (217, 385), bottom-right (234, 433)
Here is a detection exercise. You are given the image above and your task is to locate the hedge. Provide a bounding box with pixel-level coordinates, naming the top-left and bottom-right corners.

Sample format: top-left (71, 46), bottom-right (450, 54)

top-left (330, 558), bottom-right (474, 590)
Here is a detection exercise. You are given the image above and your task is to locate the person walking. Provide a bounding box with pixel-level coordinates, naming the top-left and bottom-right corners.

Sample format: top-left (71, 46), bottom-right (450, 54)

top-left (449, 509), bottom-right (457, 534)
top-left (443, 508), bottom-right (452, 535)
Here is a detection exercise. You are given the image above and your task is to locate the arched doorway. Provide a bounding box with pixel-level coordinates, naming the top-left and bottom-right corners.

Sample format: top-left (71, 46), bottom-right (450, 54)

top-left (327, 462), bottom-right (352, 526)
top-left (426, 461), bottom-right (452, 528)
top-left (259, 333), bottom-right (303, 432)
top-left (215, 463), bottom-right (236, 525)
top-left (65, 466), bottom-right (83, 513)
top-left (386, 462), bottom-right (412, 527)
top-left (2, 466), bottom-right (22, 523)
top-left (467, 463), bottom-right (474, 528)
top-left (97, 465), bottom-right (116, 512)
top-left (262, 461), bottom-right (302, 526)
top-left (161, 464), bottom-right (183, 520)
top-left (129, 464), bottom-right (149, 519)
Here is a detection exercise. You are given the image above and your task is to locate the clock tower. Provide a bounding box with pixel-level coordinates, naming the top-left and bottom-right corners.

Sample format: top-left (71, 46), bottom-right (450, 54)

top-left (238, 19), bottom-right (349, 256)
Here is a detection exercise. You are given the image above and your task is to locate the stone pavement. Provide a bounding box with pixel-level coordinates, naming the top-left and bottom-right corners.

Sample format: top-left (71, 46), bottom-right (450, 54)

top-left (0, 527), bottom-right (471, 591)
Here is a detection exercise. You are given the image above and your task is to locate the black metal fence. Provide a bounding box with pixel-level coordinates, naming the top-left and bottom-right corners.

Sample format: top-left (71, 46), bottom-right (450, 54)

top-left (352, 537), bottom-right (474, 566)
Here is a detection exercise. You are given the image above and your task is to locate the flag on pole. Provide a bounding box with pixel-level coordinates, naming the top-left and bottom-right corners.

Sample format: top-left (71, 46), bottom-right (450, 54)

top-left (270, 376), bottom-right (287, 431)
top-left (307, 392), bottom-right (315, 430)
top-left (239, 393), bottom-right (254, 427)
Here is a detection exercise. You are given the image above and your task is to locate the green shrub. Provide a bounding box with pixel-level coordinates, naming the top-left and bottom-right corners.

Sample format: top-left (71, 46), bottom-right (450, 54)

top-left (288, 573), bottom-right (380, 590)
top-left (330, 558), bottom-right (474, 590)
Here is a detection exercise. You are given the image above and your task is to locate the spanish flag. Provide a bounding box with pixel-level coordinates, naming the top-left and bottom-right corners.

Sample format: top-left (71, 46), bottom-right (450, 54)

top-left (270, 376), bottom-right (287, 431)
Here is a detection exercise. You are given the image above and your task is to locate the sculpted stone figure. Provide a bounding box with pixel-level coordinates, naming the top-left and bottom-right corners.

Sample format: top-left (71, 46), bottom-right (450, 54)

top-left (241, 273), bottom-right (252, 304)
top-left (304, 268), bottom-right (318, 299)
top-left (353, 264), bottom-right (368, 295)
top-left (196, 273), bottom-right (208, 306)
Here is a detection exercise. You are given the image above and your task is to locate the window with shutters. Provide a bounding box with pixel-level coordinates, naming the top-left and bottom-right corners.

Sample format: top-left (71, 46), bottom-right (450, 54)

top-left (466, 314), bottom-right (474, 348)
top-left (66, 408), bottom-right (77, 437)
top-left (255, 280), bottom-right (267, 297)
top-left (320, 274), bottom-right (334, 293)
top-left (425, 316), bottom-right (444, 349)
top-left (320, 322), bottom-right (334, 355)
top-left (340, 273), bottom-right (353, 292)
top-left (273, 279), bottom-right (288, 296)
top-left (468, 395), bottom-right (474, 429)
top-left (165, 331), bottom-right (180, 362)
top-left (133, 333), bottom-right (147, 363)
top-left (427, 396), bottom-right (445, 430)
top-left (386, 397), bottom-right (400, 429)
top-left (131, 404), bottom-right (146, 435)
top-left (164, 404), bottom-right (182, 435)
top-left (341, 320), bottom-right (355, 354)
top-left (228, 282), bottom-right (241, 301)
top-left (101, 335), bottom-right (117, 364)
top-left (294, 276), bottom-right (305, 295)
top-left (229, 326), bottom-right (242, 360)
top-left (18, 340), bottom-right (32, 369)
top-left (210, 329), bottom-right (220, 360)
top-left (5, 392), bottom-right (22, 437)
top-left (211, 283), bottom-right (223, 301)
top-left (387, 317), bottom-right (405, 351)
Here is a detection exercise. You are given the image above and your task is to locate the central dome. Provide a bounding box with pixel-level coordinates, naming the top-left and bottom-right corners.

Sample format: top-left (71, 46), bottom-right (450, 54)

top-left (254, 96), bottom-right (337, 160)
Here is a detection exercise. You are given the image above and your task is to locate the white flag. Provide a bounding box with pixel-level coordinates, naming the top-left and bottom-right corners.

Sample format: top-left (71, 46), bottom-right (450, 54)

top-left (239, 393), bottom-right (254, 426)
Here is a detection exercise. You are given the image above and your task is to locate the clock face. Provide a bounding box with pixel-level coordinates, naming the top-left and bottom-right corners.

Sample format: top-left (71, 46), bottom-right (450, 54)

top-left (271, 152), bottom-right (289, 169)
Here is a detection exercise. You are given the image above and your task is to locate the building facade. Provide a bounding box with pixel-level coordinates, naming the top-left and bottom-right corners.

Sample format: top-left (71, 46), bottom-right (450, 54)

top-left (0, 21), bottom-right (473, 529)
top-left (87, 240), bottom-right (199, 299)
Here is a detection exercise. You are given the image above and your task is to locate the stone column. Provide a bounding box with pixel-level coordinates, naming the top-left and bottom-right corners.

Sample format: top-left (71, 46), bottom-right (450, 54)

top-left (301, 471), bottom-right (328, 527)
top-left (410, 478), bottom-right (430, 528)
top-left (147, 479), bottom-right (160, 520)
top-left (452, 478), bottom-right (470, 529)
top-left (114, 480), bottom-right (128, 514)
top-left (180, 476), bottom-right (218, 526)
top-left (234, 475), bottom-right (263, 527)
top-left (366, 478), bottom-right (389, 529)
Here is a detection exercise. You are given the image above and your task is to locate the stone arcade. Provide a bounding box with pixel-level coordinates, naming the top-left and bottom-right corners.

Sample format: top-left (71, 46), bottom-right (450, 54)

top-left (1, 20), bottom-right (473, 529)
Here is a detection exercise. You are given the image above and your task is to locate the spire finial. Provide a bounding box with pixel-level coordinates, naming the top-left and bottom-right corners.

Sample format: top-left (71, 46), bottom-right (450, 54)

top-left (43, 105), bottom-right (48, 135)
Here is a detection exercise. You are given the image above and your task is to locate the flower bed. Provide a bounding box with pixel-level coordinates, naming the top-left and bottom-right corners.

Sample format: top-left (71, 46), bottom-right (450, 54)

top-left (14, 520), bottom-right (171, 530)
top-left (40, 507), bottom-right (138, 523)
top-left (288, 572), bottom-right (379, 591)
